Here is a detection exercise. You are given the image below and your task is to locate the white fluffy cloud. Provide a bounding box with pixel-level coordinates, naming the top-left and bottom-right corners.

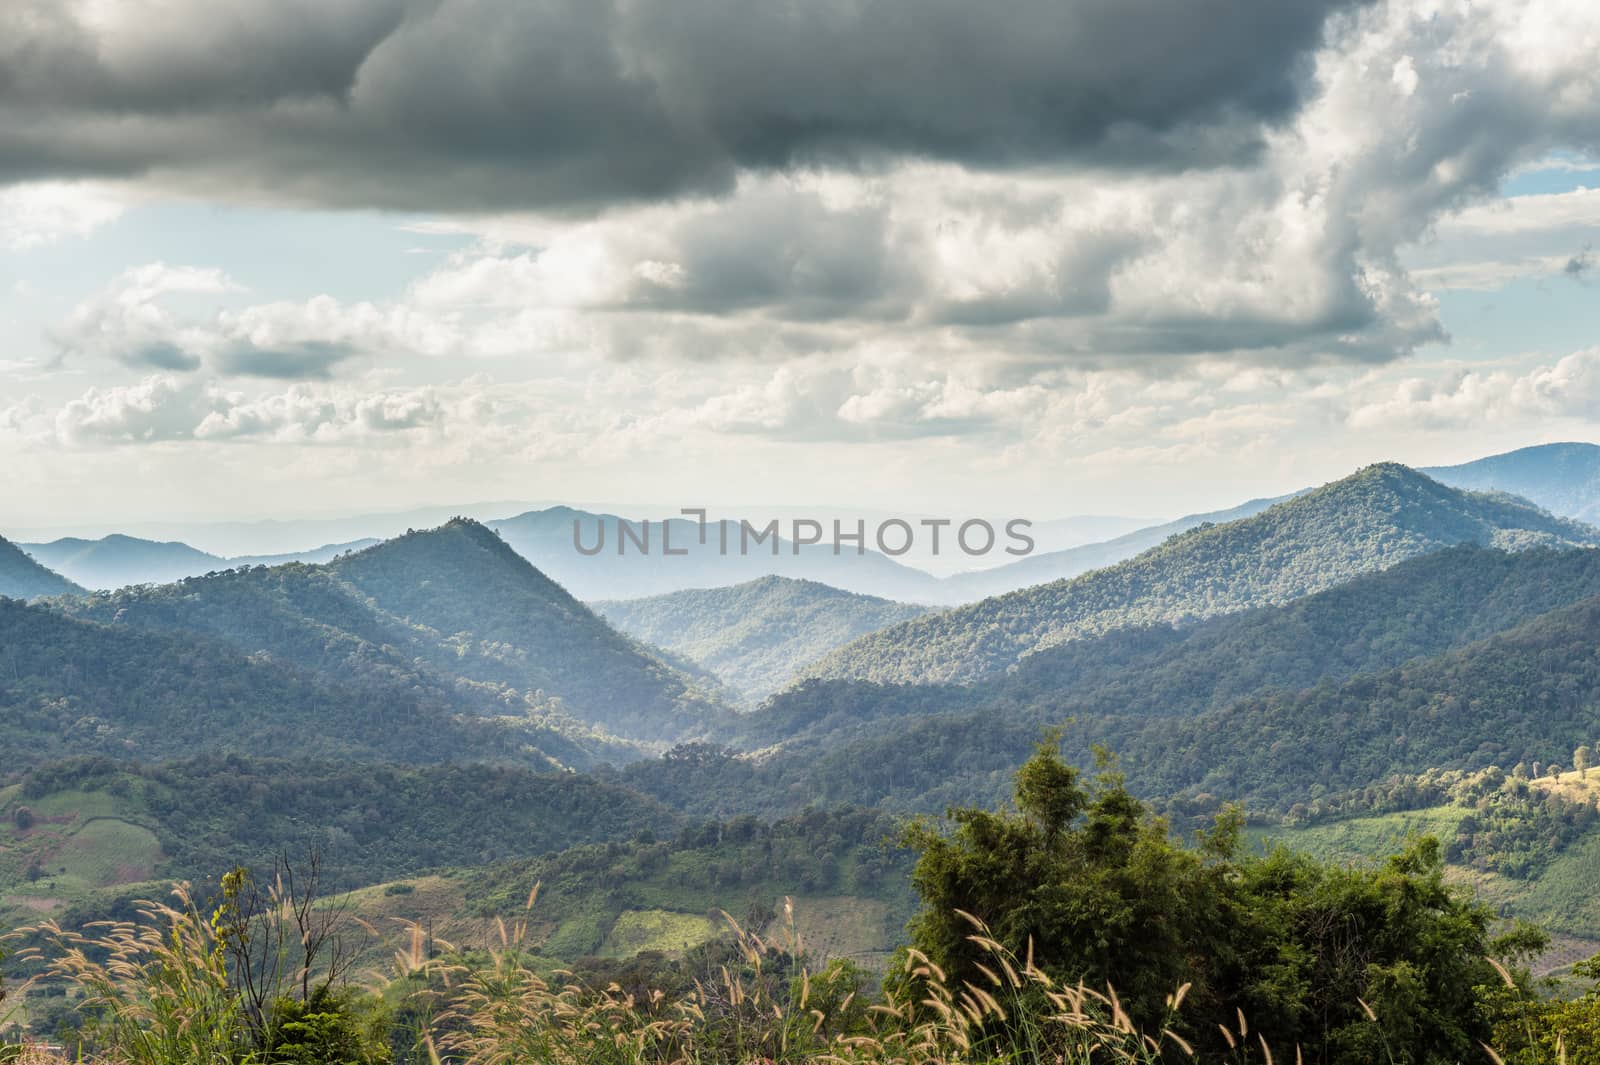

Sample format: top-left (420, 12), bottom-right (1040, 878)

top-left (46, 375), bottom-right (452, 446)
top-left (0, 181), bottom-right (126, 249)
top-left (347, 0), bottom-right (1600, 371)
top-left (53, 265), bottom-right (471, 377)
top-left (1349, 349), bottom-right (1600, 429)
top-left (37, 0), bottom-right (1600, 386)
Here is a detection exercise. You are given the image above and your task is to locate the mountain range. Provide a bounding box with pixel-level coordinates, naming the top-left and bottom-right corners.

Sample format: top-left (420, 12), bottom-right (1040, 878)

top-left (804, 463), bottom-right (1600, 686)
top-left (611, 538), bottom-right (1600, 833)
top-left (15, 443), bottom-right (1600, 970)
top-left (14, 443), bottom-right (1600, 606)
top-left (18, 533), bottom-right (379, 591)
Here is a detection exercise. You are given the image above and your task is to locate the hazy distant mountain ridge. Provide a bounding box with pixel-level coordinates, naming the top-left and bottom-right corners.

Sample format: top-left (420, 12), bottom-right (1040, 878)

top-left (939, 493), bottom-right (1297, 601)
top-left (20, 534), bottom-right (219, 590)
top-left (596, 576), bottom-right (930, 701)
top-left (1425, 442), bottom-right (1600, 523)
top-left (0, 535), bottom-right (82, 600)
top-left (806, 463), bottom-right (1600, 686)
top-left (491, 507), bottom-right (949, 601)
top-left (18, 533), bottom-right (378, 591)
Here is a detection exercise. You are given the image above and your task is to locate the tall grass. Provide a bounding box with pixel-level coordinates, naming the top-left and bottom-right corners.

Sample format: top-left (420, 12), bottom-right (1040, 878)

top-left (414, 892), bottom-right (1187, 1065)
top-left (14, 885), bottom-right (250, 1065)
top-left (3, 885), bottom-right (1559, 1065)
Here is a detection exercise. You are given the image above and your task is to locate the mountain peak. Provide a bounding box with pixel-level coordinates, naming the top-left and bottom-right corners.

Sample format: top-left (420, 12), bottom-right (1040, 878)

top-left (348, 516), bottom-right (532, 571)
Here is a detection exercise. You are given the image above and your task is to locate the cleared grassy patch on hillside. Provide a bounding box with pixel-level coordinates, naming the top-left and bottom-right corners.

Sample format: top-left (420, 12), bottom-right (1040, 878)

top-left (599, 909), bottom-right (718, 957)
top-left (782, 895), bottom-right (895, 970)
top-left (1254, 806), bottom-right (1468, 866)
top-left (0, 787), bottom-right (163, 918)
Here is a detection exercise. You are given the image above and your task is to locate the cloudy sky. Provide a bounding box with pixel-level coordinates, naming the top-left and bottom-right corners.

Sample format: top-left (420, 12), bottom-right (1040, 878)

top-left (2, 0), bottom-right (1599, 530)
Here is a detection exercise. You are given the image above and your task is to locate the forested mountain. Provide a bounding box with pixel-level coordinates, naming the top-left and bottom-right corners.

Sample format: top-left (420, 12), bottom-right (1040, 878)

top-left (0, 597), bottom-right (595, 768)
top-left (0, 534), bottom-right (81, 600)
top-left (622, 575), bottom-right (1600, 824)
top-left (1426, 441), bottom-right (1600, 522)
top-left (56, 519), bottom-right (728, 744)
top-left (734, 544), bottom-right (1600, 751)
top-left (490, 506), bottom-right (948, 602)
top-left (1116, 590), bottom-right (1600, 808)
top-left (17, 533), bottom-right (377, 591)
top-left (805, 464), bottom-right (1600, 686)
top-left (939, 492), bottom-right (1294, 602)
top-left (596, 577), bottom-right (929, 701)
top-left (326, 520), bottom-right (730, 739)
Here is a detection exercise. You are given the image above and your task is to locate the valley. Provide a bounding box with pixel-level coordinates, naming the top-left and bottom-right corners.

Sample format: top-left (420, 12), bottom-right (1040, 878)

top-left (11, 448), bottom-right (1600, 1060)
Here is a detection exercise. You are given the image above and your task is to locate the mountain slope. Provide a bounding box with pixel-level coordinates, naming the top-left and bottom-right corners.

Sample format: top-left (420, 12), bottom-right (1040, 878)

top-left (57, 519), bottom-right (726, 745)
top-left (490, 507), bottom-right (947, 602)
top-left (0, 535), bottom-right (82, 600)
top-left (736, 544), bottom-right (1600, 752)
top-left (1123, 590), bottom-right (1600, 809)
top-left (1425, 442), bottom-right (1600, 523)
top-left (627, 580), bottom-right (1600, 823)
top-left (595, 576), bottom-right (930, 701)
top-left (325, 519), bottom-right (729, 740)
top-left (0, 597), bottom-right (583, 768)
top-left (805, 464), bottom-right (1600, 686)
top-left (940, 492), bottom-right (1295, 602)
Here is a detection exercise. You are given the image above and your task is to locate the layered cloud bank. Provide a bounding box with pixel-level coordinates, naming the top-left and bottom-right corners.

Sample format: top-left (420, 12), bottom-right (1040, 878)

top-left (2, 0), bottom-right (1599, 518)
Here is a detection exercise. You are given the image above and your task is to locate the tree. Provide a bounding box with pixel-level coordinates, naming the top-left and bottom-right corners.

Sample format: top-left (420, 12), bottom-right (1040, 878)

top-left (900, 736), bottom-right (1530, 1062)
top-left (211, 850), bottom-right (359, 1048)
top-left (1578, 746), bottom-right (1594, 780)
top-left (1495, 953), bottom-right (1600, 1064)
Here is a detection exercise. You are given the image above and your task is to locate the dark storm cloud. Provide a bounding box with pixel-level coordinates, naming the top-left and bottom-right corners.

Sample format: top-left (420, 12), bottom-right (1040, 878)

top-left (0, 0), bottom-right (1364, 211)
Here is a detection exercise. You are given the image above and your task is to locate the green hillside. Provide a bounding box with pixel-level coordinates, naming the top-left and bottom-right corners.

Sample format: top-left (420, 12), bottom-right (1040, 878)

top-left (596, 576), bottom-right (929, 702)
top-left (807, 464), bottom-right (1600, 686)
top-left (326, 520), bottom-right (731, 740)
top-left (1111, 591), bottom-right (1600, 808)
top-left (55, 519), bottom-right (729, 745)
top-left (0, 535), bottom-right (81, 600)
top-left (734, 544), bottom-right (1600, 755)
top-left (0, 597), bottom-right (600, 769)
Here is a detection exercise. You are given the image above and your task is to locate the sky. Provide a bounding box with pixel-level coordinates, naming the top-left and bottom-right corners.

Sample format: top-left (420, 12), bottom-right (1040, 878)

top-left (2, 0), bottom-right (1599, 530)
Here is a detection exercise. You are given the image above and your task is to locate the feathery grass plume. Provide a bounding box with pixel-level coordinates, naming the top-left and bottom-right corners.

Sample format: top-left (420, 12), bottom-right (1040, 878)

top-left (15, 884), bottom-right (253, 1065)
